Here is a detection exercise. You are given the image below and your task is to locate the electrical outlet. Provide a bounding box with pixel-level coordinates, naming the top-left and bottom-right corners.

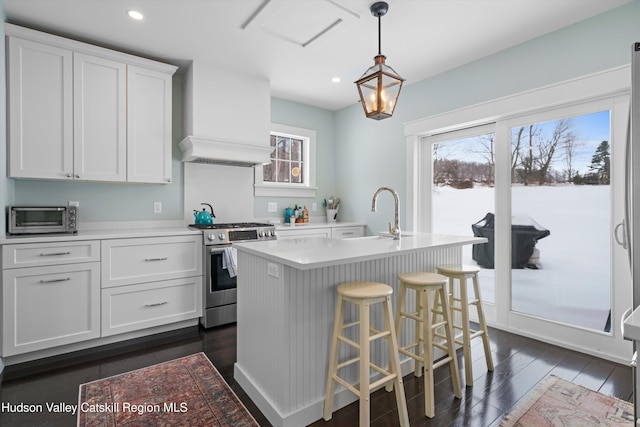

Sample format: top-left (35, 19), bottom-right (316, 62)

top-left (267, 262), bottom-right (280, 278)
top-left (154, 202), bottom-right (162, 214)
top-left (268, 202), bottom-right (277, 212)
top-left (312, 203), bottom-right (317, 211)
top-left (69, 201), bottom-right (79, 207)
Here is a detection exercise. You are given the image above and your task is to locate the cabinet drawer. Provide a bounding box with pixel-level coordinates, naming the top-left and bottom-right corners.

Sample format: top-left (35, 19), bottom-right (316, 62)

top-left (331, 226), bottom-right (365, 239)
top-left (2, 240), bottom-right (100, 269)
top-left (3, 262), bottom-right (101, 356)
top-left (277, 228), bottom-right (331, 240)
top-left (101, 235), bottom-right (202, 288)
top-left (101, 276), bottom-right (202, 336)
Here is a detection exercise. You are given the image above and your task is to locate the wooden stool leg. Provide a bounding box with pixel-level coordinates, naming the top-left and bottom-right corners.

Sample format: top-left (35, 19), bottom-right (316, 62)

top-left (439, 287), bottom-right (462, 399)
top-left (460, 276), bottom-right (473, 386)
top-left (473, 274), bottom-right (494, 371)
top-left (384, 296), bottom-right (409, 426)
top-left (414, 286), bottom-right (424, 377)
top-left (422, 287), bottom-right (435, 418)
top-left (358, 300), bottom-right (370, 427)
top-left (323, 294), bottom-right (344, 421)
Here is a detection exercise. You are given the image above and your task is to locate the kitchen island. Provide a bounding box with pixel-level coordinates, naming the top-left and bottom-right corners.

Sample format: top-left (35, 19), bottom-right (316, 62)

top-left (233, 233), bottom-right (485, 427)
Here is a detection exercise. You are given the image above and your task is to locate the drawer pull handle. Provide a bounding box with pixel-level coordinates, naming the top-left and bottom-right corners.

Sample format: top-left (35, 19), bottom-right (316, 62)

top-left (40, 277), bottom-right (71, 283)
top-left (144, 257), bottom-right (168, 262)
top-left (145, 301), bottom-right (168, 307)
top-left (40, 251), bottom-right (71, 256)
top-left (342, 232), bottom-right (354, 235)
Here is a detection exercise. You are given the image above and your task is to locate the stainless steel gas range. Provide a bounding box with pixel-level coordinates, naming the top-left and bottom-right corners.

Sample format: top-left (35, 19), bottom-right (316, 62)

top-left (190, 222), bottom-right (276, 328)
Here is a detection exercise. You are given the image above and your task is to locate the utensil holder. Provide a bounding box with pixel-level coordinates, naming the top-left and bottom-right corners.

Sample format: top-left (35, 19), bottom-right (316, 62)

top-left (326, 209), bottom-right (338, 223)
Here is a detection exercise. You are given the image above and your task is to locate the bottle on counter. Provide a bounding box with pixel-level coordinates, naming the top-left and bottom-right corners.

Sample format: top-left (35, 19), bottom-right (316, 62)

top-left (284, 207), bottom-right (294, 224)
top-left (303, 205), bottom-right (309, 223)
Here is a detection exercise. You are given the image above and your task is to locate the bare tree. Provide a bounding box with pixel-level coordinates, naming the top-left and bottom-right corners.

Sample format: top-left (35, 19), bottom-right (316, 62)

top-left (535, 118), bottom-right (576, 185)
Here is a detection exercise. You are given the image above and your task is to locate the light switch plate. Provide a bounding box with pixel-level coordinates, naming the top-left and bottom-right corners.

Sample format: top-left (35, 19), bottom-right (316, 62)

top-left (154, 202), bottom-right (162, 213)
top-left (268, 202), bottom-right (277, 212)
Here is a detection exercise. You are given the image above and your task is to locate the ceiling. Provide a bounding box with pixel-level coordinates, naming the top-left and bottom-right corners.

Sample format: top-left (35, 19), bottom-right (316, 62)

top-left (3, 0), bottom-right (633, 111)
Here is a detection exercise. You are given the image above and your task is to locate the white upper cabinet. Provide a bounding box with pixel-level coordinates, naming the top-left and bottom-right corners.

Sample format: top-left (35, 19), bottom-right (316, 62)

top-left (74, 53), bottom-right (127, 182)
top-left (127, 66), bottom-right (172, 183)
top-left (8, 37), bottom-right (73, 179)
top-left (6, 24), bottom-right (177, 184)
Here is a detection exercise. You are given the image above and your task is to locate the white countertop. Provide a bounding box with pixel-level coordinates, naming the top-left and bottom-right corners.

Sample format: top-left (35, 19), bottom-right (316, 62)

top-left (235, 232), bottom-right (486, 270)
top-left (0, 226), bottom-right (201, 244)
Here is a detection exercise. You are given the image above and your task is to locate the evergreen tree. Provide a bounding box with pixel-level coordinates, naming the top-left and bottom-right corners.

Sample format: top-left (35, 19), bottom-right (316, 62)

top-left (588, 141), bottom-right (610, 173)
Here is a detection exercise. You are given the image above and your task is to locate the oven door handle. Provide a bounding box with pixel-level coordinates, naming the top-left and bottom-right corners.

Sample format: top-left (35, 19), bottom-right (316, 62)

top-left (209, 246), bottom-right (232, 254)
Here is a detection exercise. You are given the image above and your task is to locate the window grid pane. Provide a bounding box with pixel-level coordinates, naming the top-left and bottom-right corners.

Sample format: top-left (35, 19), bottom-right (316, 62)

top-left (264, 133), bottom-right (305, 184)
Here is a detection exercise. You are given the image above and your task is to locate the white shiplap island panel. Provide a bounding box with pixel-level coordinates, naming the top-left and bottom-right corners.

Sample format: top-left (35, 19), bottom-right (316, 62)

top-left (233, 234), bottom-right (485, 427)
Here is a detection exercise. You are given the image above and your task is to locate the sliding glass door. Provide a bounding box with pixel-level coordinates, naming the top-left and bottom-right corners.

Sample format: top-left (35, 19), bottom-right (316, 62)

top-left (509, 110), bottom-right (612, 332)
top-left (421, 95), bottom-right (630, 353)
top-left (429, 125), bottom-right (496, 305)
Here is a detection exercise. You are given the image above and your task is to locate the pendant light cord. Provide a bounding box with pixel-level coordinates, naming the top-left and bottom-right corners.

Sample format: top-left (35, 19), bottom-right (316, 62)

top-left (378, 14), bottom-right (382, 55)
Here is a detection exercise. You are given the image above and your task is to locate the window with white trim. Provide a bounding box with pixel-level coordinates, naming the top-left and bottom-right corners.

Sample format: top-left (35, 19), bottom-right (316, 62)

top-left (254, 123), bottom-right (317, 197)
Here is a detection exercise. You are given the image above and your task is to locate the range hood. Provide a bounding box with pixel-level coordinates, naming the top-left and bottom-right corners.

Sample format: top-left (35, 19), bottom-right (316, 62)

top-left (178, 136), bottom-right (273, 167)
top-left (179, 61), bottom-right (272, 167)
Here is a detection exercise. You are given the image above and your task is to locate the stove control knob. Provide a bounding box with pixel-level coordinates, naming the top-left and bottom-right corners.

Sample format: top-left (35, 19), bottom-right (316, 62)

top-left (207, 233), bottom-right (215, 241)
top-left (258, 230), bottom-right (265, 238)
top-left (218, 233), bottom-right (226, 241)
top-left (271, 229), bottom-right (276, 237)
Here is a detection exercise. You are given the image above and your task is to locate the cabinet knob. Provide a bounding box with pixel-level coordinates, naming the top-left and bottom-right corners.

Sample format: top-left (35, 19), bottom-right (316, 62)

top-left (75, 174), bottom-right (80, 179)
top-left (66, 173), bottom-right (72, 178)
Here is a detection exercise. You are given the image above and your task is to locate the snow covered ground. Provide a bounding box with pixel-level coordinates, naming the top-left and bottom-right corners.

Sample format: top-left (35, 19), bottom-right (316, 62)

top-left (432, 184), bottom-right (611, 331)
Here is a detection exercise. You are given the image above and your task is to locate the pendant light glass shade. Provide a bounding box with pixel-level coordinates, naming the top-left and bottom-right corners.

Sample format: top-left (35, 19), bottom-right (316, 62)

top-left (355, 2), bottom-right (404, 120)
top-left (356, 54), bottom-right (404, 120)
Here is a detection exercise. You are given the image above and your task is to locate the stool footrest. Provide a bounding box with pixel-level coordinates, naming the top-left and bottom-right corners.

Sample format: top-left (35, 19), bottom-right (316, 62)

top-left (369, 327), bottom-right (391, 342)
top-left (333, 375), bottom-right (359, 396)
top-left (399, 310), bottom-right (422, 322)
top-left (337, 357), bottom-right (360, 370)
top-left (337, 335), bottom-right (359, 350)
top-left (432, 356), bottom-right (454, 370)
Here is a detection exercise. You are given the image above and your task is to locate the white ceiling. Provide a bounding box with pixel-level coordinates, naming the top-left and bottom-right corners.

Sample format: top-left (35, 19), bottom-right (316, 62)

top-left (3, 0), bottom-right (633, 111)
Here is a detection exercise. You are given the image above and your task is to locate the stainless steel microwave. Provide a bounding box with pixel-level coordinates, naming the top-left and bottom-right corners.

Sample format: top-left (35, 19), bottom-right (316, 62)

top-left (7, 206), bottom-right (78, 235)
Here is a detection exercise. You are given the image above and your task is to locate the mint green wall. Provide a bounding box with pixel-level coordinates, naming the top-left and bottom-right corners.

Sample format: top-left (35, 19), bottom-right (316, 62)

top-left (335, 0), bottom-right (640, 235)
top-left (4, 1), bottom-right (640, 229)
top-left (254, 97), bottom-right (337, 222)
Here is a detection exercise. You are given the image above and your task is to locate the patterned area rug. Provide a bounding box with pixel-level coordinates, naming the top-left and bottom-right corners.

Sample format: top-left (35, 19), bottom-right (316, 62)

top-left (77, 352), bottom-right (259, 426)
top-left (500, 375), bottom-right (634, 426)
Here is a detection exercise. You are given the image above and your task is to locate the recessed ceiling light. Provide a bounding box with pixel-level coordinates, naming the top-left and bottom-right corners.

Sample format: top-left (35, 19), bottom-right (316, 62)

top-left (127, 10), bottom-right (144, 20)
top-left (331, 77), bottom-right (341, 83)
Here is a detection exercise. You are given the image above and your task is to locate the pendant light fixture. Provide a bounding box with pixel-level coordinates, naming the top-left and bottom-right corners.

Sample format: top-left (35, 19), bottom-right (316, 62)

top-left (355, 1), bottom-right (404, 120)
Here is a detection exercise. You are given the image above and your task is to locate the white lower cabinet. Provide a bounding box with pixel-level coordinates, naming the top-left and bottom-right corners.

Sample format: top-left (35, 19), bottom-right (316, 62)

top-left (1, 233), bottom-right (203, 359)
top-left (278, 224), bottom-right (365, 240)
top-left (2, 261), bottom-right (101, 356)
top-left (102, 276), bottom-right (202, 337)
top-left (331, 226), bottom-right (365, 239)
top-left (101, 235), bottom-right (203, 335)
top-left (277, 228), bottom-right (331, 240)
top-left (101, 235), bottom-right (202, 288)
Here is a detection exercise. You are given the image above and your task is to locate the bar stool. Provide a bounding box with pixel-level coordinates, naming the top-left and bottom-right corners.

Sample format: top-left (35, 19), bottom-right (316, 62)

top-left (323, 281), bottom-right (409, 426)
top-left (395, 272), bottom-right (462, 418)
top-left (436, 264), bottom-right (494, 386)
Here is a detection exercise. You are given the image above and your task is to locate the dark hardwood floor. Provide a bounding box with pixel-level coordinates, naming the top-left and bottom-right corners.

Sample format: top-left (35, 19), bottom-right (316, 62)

top-left (0, 323), bottom-right (633, 426)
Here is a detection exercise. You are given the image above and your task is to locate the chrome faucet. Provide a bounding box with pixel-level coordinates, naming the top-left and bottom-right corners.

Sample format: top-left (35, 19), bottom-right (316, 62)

top-left (371, 186), bottom-right (401, 240)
